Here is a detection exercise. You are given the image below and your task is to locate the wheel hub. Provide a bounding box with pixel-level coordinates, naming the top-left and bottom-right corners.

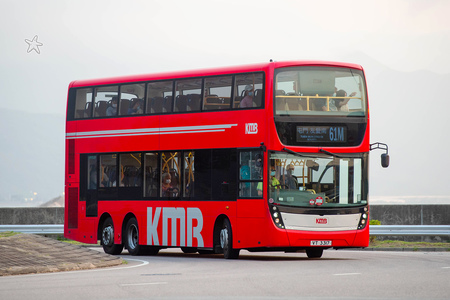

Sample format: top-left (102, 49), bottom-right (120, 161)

top-left (102, 226), bottom-right (114, 246)
top-left (220, 228), bottom-right (228, 249)
top-left (128, 224), bottom-right (138, 250)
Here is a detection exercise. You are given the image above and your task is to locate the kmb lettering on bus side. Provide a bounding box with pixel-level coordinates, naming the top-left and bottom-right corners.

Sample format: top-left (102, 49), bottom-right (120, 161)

top-left (147, 207), bottom-right (204, 247)
top-left (245, 123), bottom-right (258, 134)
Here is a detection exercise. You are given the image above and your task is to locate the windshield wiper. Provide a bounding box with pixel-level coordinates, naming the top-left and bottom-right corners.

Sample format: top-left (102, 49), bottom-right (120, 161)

top-left (282, 148), bottom-right (316, 159)
top-left (319, 149), bottom-right (344, 158)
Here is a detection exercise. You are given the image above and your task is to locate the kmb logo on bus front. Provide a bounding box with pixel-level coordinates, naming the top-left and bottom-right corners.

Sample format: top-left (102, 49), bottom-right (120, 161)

top-left (316, 218), bottom-right (328, 224)
top-left (245, 123), bottom-right (258, 134)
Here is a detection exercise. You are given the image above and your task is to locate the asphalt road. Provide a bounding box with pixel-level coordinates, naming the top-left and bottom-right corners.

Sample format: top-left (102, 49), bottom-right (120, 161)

top-left (0, 249), bottom-right (449, 300)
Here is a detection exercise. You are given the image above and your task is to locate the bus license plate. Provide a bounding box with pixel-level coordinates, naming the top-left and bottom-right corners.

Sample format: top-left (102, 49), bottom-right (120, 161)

top-left (311, 240), bottom-right (332, 246)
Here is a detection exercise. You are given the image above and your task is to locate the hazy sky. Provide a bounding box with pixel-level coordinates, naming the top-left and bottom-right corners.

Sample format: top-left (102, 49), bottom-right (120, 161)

top-left (1, 0), bottom-right (449, 203)
top-left (1, 0), bottom-right (449, 114)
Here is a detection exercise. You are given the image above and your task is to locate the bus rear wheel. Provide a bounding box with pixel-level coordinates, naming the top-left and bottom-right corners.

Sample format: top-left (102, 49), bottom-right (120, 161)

top-left (101, 217), bottom-right (123, 255)
top-left (306, 248), bottom-right (323, 258)
top-left (125, 218), bottom-right (143, 256)
top-left (220, 218), bottom-right (240, 259)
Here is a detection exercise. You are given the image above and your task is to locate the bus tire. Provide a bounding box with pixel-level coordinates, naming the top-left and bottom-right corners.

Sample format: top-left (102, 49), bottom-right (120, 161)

top-left (101, 217), bottom-right (123, 255)
top-left (220, 218), bottom-right (240, 259)
top-left (306, 248), bottom-right (323, 258)
top-left (125, 217), bottom-right (143, 256)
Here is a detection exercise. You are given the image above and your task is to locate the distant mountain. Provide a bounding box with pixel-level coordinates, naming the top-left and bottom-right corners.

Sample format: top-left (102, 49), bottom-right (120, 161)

top-left (0, 109), bottom-right (65, 206)
top-left (40, 195), bottom-right (64, 207)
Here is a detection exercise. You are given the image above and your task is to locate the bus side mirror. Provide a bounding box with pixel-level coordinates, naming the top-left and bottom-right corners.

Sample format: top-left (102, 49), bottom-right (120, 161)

top-left (370, 142), bottom-right (390, 168)
top-left (381, 153), bottom-right (389, 168)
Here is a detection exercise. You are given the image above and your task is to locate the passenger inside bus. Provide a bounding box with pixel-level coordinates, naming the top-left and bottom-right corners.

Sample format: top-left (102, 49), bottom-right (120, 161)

top-left (270, 168), bottom-right (281, 191)
top-left (239, 85), bottom-right (254, 108)
top-left (257, 182), bottom-right (262, 196)
top-left (312, 94), bottom-right (332, 111)
top-left (334, 89), bottom-right (356, 112)
top-left (240, 164), bottom-right (251, 196)
top-left (161, 172), bottom-right (179, 197)
top-left (284, 164), bottom-right (297, 189)
top-left (127, 99), bottom-right (143, 115)
top-left (106, 97), bottom-right (118, 116)
top-left (101, 165), bottom-right (116, 187)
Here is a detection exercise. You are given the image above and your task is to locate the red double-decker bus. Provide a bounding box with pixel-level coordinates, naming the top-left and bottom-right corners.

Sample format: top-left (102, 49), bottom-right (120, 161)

top-left (64, 61), bottom-right (388, 259)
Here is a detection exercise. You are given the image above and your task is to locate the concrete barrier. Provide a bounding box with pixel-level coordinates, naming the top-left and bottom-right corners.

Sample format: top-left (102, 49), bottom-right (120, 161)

top-left (0, 205), bottom-right (448, 226)
top-left (369, 205), bottom-right (450, 226)
top-left (370, 205), bottom-right (450, 242)
top-left (0, 208), bottom-right (64, 225)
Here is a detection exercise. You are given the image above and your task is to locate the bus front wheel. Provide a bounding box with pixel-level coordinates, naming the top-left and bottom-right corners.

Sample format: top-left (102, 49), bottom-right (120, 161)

top-left (101, 217), bottom-right (123, 255)
top-left (306, 248), bottom-right (323, 258)
top-left (220, 218), bottom-right (240, 259)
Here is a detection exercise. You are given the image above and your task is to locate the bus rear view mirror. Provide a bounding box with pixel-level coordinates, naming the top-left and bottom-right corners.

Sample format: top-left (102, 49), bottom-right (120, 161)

top-left (370, 142), bottom-right (389, 168)
top-left (306, 160), bottom-right (319, 171)
top-left (381, 153), bottom-right (389, 168)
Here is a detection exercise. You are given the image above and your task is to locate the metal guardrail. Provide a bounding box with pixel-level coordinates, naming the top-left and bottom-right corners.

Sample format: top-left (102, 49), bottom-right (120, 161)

top-left (370, 225), bottom-right (450, 236)
top-left (0, 225), bottom-right (64, 234)
top-left (0, 224), bottom-right (449, 236)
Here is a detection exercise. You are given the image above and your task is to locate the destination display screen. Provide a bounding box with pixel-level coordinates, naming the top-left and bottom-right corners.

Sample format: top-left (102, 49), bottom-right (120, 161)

top-left (296, 126), bottom-right (347, 143)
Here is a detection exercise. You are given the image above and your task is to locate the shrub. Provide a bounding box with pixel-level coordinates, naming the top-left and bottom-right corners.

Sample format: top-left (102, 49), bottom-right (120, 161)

top-left (369, 219), bottom-right (381, 225)
top-left (369, 219), bottom-right (381, 242)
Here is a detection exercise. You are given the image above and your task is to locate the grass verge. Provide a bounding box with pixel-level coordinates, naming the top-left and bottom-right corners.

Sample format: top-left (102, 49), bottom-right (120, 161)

top-left (370, 239), bottom-right (450, 250)
top-left (0, 231), bottom-right (19, 238)
top-left (57, 236), bottom-right (100, 246)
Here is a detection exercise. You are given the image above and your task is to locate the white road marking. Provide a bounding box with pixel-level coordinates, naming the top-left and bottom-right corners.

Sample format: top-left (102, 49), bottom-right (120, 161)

top-left (333, 273), bottom-right (361, 276)
top-left (120, 282), bottom-right (168, 286)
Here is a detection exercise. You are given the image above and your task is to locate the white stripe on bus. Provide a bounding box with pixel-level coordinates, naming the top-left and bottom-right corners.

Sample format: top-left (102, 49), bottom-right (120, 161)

top-left (66, 124), bottom-right (237, 139)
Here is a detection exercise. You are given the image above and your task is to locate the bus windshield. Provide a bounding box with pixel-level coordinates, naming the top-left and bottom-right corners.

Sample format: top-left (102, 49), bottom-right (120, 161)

top-left (269, 152), bottom-right (368, 208)
top-left (274, 67), bottom-right (366, 116)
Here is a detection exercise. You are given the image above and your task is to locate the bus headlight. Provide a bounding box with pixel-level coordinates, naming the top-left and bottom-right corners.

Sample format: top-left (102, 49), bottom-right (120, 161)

top-left (358, 210), bottom-right (368, 229)
top-left (269, 204), bottom-right (285, 228)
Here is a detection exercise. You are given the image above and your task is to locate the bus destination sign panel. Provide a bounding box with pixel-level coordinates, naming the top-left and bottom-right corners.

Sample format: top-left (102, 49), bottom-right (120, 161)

top-left (296, 126), bottom-right (347, 143)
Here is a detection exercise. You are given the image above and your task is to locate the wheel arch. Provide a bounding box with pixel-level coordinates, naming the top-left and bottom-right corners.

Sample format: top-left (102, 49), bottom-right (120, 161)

top-left (97, 213), bottom-right (113, 242)
top-left (213, 214), bottom-right (229, 253)
top-left (122, 212), bottom-right (138, 241)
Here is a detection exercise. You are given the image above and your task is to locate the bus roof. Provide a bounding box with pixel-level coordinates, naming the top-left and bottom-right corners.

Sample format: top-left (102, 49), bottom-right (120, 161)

top-left (69, 60), bottom-right (363, 88)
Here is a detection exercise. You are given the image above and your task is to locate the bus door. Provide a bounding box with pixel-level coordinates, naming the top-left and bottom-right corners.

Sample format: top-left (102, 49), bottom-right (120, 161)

top-left (80, 154), bottom-right (99, 217)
